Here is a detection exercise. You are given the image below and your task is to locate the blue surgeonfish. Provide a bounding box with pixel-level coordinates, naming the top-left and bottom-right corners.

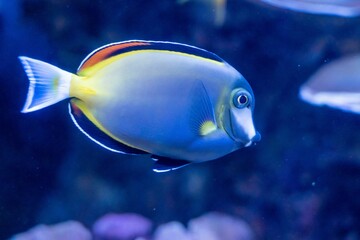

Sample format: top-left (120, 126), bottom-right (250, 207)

top-left (19, 40), bottom-right (260, 172)
top-left (299, 54), bottom-right (360, 114)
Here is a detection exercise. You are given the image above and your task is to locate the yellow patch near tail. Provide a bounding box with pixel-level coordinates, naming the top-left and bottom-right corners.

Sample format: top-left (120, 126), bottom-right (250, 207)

top-left (69, 75), bottom-right (97, 100)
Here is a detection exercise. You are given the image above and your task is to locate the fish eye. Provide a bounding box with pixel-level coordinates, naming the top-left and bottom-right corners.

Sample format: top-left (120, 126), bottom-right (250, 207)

top-left (233, 90), bottom-right (251, 109)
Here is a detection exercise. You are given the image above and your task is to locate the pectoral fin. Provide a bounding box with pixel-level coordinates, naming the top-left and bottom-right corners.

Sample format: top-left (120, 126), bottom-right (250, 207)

top-left (189, 81), bottom-right (217, 136)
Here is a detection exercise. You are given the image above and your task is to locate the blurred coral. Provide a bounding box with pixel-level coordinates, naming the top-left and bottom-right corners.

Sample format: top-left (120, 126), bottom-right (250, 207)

top-left (10, 221), bottom-right (91, 240)
top-left (153, 212), bottom-right (253, 240)
top-left (10, 212), bottom-right (252, 240)
top-left (153, 221), bottom-right (190, 240)
top-left (188, 212), bottom-right (254, 240)
top-left (93, 213), bottom-right (152, 240)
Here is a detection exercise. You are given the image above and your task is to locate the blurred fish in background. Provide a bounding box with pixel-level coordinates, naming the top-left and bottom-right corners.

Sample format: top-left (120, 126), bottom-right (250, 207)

top-left (251, 0), bottom-right (360, 17)
top-left (179, 0), bottom-right (360, 28)
top-left (299, 54), bottom-right (360, 114)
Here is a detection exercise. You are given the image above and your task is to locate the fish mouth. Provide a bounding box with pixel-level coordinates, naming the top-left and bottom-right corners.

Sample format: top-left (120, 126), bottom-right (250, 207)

top-left (243, 131), bottom-right (261, 147)
top-left (226, 108), bottom-right (260, 147)
top-left (232, 128), bottom-right (261, 147)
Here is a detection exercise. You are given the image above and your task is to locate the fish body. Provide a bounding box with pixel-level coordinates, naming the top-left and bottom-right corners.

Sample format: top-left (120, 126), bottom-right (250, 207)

top-left (20, 40), bottom-right (260, 171)
top-left (299, 54), bottom-right (360, 114)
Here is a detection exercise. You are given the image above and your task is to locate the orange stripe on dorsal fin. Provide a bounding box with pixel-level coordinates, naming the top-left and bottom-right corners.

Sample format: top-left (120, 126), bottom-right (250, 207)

top-left (77, 41), bottom-right (151, 73)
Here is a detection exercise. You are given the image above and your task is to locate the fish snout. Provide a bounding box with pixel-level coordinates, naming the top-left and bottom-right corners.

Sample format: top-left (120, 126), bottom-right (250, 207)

top-left (244, 131), bottom-right (261, 147)
top-left (228, 108), bottom-right (260, 147)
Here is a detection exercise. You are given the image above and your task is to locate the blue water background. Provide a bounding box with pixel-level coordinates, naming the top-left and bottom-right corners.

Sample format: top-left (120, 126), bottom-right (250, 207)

top-left (1, 0), bottom-right (360, 239)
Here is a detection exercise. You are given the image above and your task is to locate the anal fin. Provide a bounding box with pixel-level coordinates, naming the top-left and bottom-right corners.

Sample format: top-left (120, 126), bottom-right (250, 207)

top-left (69, 100), bottom-right (147, 155)
top-left (152, 155), bottom-right (191, 172)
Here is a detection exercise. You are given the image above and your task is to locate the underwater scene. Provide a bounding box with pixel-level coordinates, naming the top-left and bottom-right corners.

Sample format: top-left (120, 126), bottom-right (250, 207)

top-left (1, 0), bottom-right (360, 239)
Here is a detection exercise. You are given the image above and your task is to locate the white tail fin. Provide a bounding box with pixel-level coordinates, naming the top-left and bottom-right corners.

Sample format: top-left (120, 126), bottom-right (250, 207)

top-left (19, 56), bottom-right (72, 113)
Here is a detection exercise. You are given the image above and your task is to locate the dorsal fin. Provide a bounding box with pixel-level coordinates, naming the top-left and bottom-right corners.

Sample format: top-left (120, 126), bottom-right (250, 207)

top-left (68, 99), bottom-right (147, 155)
top-left (77, 40), bottom-right (225, 73)
top-left (77, 41), bottom-right (151, 72)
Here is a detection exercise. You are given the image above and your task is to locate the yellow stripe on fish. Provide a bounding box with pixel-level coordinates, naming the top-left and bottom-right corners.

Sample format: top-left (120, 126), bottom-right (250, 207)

top-left (78, 49), bottom-right (225, 77)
